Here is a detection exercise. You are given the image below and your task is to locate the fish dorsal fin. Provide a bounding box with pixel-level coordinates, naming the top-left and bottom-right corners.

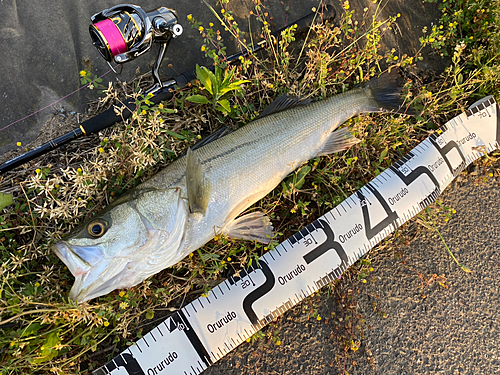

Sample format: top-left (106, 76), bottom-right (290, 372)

top-left (190, 126), bottom-right (232, 152)
top-left (186, 148), bottom-right (210, 215)
top-left (258, 94), bottom-right (312, 119)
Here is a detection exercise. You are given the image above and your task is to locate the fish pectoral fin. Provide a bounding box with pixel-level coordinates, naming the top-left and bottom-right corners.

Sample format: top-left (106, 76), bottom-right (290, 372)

top-left (316, 127), bottom-right (361, 157)
top-left (186, 148), bottom-right (210, 215)
top-left (222, 212), bottom-right (274, 244)
top-left (257, 94), bottom-right (312, 119)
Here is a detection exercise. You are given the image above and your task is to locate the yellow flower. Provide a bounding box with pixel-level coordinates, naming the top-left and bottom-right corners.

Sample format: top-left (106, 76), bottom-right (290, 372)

top-left (199, 26), bottom-right (204, 32)
top-left (209, 22), bottom-right (214, 27)
top-left (316, 316), bottom-right (322, 321)
top-left (189, 252), bottom-right (194, 258)
top-left (10, 342), bottom-right (15, 347)
top-left (55, 184), bottom-right (59, 189)
top-left (394, 56), bottom-right (398, 60)
top-left (201, 45), bottom-right (206, 52)
top-left (314, 161), bottom-right (318, 166)
top-left (221, 9), bottom-right (225, 14)
top-left (120, 302), bottom-right (129, 309)
top-left (141, 109), bottom-right (147, 115)
top-left (35, 282), bottom-right (40, 287)
top-left (145, 99), bottom-right (151, 105)
top-left (119, 291), bottom-right (125, 297)
top-left (80, 70), bottom-right (87, 77)
top-left (104, 321), bottom-right (110, 327)
top-left (35, 168), bottom-right (41, 174)
top-left (98, 147), bottom-right (104, 153)
top-left (489, 173), bottom-right (494, 177)
top-left (16, 141), bottom-right (21, 147)
top-left (187, 14), bottom-right (192, 20)
top-left (227, 257), bottom-right (232, 262)
top-left (246, 337), bottom-right (251, 342)
top-left (77, 168), bottom-right (82, 173)
top-left (397, 13), bottom-right (401, 17)
top-left (369, 267), bottom-right (374, 272)
top-left (158, 103), bottom-right (164, 109)
top-left (221, 260), bottom-right (226, 265)
top-left (276, 340), bottom-right (282, 345)
top-left (362, 279), bottom-right (367, 283)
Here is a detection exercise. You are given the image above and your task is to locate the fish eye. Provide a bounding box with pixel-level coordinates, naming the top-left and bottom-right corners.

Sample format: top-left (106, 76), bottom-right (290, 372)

top-left (87, 220), bottom-right (107, 237)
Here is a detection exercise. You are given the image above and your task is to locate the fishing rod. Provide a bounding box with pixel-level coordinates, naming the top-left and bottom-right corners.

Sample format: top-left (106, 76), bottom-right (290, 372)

top-left (0, 4), bottom-right (335, 175)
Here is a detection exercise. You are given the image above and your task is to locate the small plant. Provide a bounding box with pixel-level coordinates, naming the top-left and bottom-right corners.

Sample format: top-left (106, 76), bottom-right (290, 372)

top-left (186, 64), bottom-right (249, 115)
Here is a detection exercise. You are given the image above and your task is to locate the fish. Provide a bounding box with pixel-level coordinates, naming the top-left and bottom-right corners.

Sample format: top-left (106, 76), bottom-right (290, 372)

top-left (52, 72), bottom-right (412, 302)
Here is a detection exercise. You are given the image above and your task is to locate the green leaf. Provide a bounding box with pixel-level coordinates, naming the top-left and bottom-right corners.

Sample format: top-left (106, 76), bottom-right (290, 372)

top-left (32, 331), bottom-right (60, 364)
top-left (21, 323), bottom-right (42, 337)
top-left (0, 192), bottom-right (13, 210)
top-left (196, 65), bottom-right (213, 95)
top-left (282, 165), bottom-right (311, 196)
top-left (294, 165), bottom-right (311, 191)
top-left (219, 80), bottom-right (250, 96)
top-left (379, 147), bottom-right (389, 164)
top-left (146, 310), bottom-right (155, 320)
top-left (281, 181), bottom-right (290, 196)
top-left (218, 99), bottom-right (231, 113)
top-left (163, 130), bottom-right (186, 140)
top-left (186, 94), bottom-right (210, 104)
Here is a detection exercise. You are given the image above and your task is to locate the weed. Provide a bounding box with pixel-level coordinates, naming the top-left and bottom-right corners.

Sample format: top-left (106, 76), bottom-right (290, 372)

top-left (0, 0), bottom-right (498, 373)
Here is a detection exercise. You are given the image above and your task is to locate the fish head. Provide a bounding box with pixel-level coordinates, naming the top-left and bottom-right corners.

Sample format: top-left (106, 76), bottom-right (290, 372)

top-left (52, 187), bottom-right (189, 302)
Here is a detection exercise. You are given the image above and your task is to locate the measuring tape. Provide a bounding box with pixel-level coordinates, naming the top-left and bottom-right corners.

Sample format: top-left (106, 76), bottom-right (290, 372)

top-left (93, 96), bottom-right (499, 375)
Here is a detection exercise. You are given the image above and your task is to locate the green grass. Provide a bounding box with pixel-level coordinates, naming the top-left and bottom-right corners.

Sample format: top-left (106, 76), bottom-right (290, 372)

top-left (1, 0), bottom-right (499, 373)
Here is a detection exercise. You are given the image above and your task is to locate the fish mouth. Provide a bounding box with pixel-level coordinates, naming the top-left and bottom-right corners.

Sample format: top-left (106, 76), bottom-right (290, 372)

top-left (52, 241), bottom-right (92, 277)
top-left (52, 240), bottom-right (129, 302)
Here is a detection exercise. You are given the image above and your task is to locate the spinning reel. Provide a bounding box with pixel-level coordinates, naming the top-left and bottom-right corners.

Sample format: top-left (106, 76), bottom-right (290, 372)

top-left (90, 4), bottom-right (183, 93)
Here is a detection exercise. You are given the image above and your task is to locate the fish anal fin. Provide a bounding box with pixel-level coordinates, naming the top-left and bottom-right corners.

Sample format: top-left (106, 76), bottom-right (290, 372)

top-left (258, 94), bottom-right (312, 119)
top-left (222, 212), bottom-right (274, 244)
top-left (186, 148), bottom-right (210, 215)
top-left (316, 127), bottom-right (361, 157)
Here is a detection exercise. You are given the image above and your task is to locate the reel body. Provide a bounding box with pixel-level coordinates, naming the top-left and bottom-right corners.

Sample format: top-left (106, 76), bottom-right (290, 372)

top-left (89, 4), bottom-right (183, 91)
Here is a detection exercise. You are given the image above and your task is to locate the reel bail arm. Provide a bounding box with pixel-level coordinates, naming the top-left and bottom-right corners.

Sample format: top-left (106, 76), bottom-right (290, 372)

top-left (89, 4), bottom-right (183, 94)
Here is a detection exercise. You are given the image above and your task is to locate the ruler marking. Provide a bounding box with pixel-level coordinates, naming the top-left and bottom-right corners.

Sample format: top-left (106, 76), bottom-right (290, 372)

top-left (96, 99), bottom-right (499, 375)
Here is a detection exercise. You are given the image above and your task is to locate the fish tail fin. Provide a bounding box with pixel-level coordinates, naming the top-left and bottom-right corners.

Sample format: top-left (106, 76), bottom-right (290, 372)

top-left (363, 70), bottom-right (417, 116)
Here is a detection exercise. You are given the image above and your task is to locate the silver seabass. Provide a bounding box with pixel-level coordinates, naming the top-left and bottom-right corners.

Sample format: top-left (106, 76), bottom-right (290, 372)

top-left (52, 73), bottom-right (410, 302)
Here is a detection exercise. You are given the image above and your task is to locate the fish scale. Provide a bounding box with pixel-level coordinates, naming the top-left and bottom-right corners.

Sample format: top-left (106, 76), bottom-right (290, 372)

top-left (140, 87), bottom-right (379, 251)
top-left (94, 94), bottom-right (499, 375)
top-left (53, 72), bottom-right (408, 302)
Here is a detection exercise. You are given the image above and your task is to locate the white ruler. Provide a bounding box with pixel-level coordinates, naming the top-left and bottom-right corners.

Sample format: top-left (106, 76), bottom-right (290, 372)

top-left (93, 96), bottom-right (499, 375)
